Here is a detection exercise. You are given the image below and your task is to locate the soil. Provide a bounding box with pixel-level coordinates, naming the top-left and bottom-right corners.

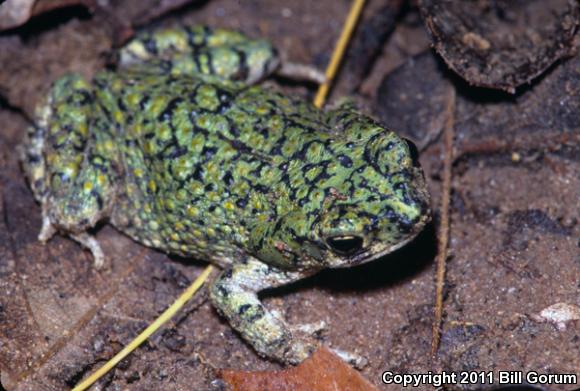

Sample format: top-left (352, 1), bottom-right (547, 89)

top-left (0, 0), bottom-right (578, 390)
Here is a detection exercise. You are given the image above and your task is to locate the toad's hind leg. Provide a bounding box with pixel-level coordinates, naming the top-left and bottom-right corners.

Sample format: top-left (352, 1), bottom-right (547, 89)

top-left (22, 74), bottom-right (118, 268)
top-left (118, 25), bottom-right (324, 84)
top-left (119, 25), bottom-right (280, 84)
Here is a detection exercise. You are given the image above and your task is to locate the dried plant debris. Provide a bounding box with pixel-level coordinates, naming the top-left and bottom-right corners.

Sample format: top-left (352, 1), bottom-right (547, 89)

top-left (0, 0), bottom-right (203, 32)
top-left (97, 0), bottom-right (205, 31)
top-left (531, 303), bottom-right (580, 331)
top-left (0, 0), bottom-right (95, 30)
top-left (377, 51), bottom-right (579, 156)
top-left (418, 0), bottom-right (579, 93)
top-left (340, 0), bottom-right (403, 93)
top-left (375, 51), bottom-right (453, 149)
top-left (218, 348), bottom-right (379, 391)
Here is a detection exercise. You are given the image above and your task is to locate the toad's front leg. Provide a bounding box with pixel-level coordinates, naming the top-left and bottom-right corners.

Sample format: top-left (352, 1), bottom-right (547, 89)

top-left (210, 258), bottom-right (318, 364)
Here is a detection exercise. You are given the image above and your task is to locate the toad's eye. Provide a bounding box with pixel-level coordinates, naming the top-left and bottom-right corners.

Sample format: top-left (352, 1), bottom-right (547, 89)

top-left (326, 235), bottom-right (364, 256)
top-left (403, 138), bottom-right (420, 167)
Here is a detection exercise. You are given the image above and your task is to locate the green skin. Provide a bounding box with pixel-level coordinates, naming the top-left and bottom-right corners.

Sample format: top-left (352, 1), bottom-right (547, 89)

top-left (21, 26), bottom-right (430, 365)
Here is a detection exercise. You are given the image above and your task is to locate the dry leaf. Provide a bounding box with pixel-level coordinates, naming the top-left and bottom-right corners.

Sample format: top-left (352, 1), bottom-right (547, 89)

top-left (218, 348), bottom-right (379, 391)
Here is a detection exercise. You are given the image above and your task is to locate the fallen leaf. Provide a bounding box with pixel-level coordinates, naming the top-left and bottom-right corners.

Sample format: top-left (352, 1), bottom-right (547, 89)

top-left (218, 348), bottom-right (379, 391)
top-left (418, 0), bottom-right (579, 92)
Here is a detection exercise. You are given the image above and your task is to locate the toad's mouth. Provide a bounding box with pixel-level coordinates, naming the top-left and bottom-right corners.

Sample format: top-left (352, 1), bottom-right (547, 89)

top-left (339, 232), bottom-right (420, 267)
top-left (328, 217), bottom-right (430, 268)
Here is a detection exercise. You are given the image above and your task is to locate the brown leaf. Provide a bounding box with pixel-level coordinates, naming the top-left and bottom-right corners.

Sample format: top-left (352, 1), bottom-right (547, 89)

top-left (218, 348), bottom-right (379, 391)
top-left (418, 0), bottom-right (579, 92)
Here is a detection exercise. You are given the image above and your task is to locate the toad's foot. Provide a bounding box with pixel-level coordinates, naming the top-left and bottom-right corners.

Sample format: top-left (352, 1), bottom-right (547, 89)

top-left (290, 320), bottom-right (327, 336)
top-left (288, 319), bottom-right (367, 368)
top-left (71, 233), bottom-right (105, 269)
top-left (277, 62), bottom-right (326, 84)
top-left (330, 347), bottom-right (368, 369)
top-left (39, 216), bottom-right (106, 269)
top-left (38, 213), bottom-right (57, 242)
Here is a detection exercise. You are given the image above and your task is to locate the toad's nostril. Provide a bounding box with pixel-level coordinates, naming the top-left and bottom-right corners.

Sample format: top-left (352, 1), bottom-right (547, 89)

top-left (326, 235), bottom-right (364, 256)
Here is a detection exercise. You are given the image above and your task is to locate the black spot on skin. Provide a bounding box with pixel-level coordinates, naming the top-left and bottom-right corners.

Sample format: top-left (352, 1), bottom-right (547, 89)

top-left (75, 90), bottom-right (93, 106)
top-left (247, 307), bottom-right (265, 322)
top-left (253, 184), bottom-right (269, 193)
top-left (206, 50), bottom-right (216, 75)
top-left (27, 153), bottom-right (41, 164)
top-left (89, 154), bottom-right (110, 173)
top-left (215, 283), bottom-right (229, 298)
top-left (138, 95), bottom-right (150, 111)
top-left (125, 139), bottom-right (137, 148)
top-left (157, 98), bottom-right (184, 122)
top-left (191, 165), bottom-right (204, 181)
top-left (236, 197), bottom-right (248, 208)
top-left (202, 146), bottom-right (217, 160)
top-left (222, 171), bottom-right (234, 186)
top-left (383, 206), bottom-right (398, 223)
top-left (394, 182), bottom-right (405, 191)
top-left (218, 91), bottom-right (232, 103)
top-left (238, 304), bottom-right (265, 322)
top-left (159, 60), bottom-right (173, 74)
top-left (202, 26), bottom-right (212, 45)
top-left (163, 146), bottom-right (188, 159)
top-left (91, 190), bottom-right (104, 210)
top-left (270, 335), bottom-right (289, 349)
top-left (116, 96), bottom-right (128, 113)
top-left (144, 37), bottom-right (158, 55)
top-left (337, 154), bottom-right (353, 168)
top-left (238, 304), bottom-right (251, 315)
top-left (396, 216), bottom-right (415, 234)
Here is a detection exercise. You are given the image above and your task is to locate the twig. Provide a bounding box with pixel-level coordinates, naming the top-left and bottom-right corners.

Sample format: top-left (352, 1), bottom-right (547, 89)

top-left (431, 88), bottom-right (456, 357)
top-left (73, 265), bottom-right (214, 391)
top-left (314, 0), bottom-right (367, 108)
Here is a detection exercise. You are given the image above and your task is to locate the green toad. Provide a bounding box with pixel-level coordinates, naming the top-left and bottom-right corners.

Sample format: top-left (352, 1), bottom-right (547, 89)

top-left (21, 26), bottom-right (430, 365)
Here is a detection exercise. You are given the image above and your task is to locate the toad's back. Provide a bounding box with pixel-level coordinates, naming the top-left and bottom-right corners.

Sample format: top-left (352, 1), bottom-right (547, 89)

top-left (98, 70), bottom-right (329, 263)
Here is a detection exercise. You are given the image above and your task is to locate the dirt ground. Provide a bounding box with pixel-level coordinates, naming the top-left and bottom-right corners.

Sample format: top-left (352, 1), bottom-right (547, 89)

top-left (0, 0), bottom-right (578, 390)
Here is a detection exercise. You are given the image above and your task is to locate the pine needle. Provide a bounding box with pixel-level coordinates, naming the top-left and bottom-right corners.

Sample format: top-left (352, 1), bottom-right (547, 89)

top-left (431, 89), bottom-right (456, 356)
top-left (314, 0), bottom-right (366, 108)
top-left (73, 265), bottom-right (214, 391)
